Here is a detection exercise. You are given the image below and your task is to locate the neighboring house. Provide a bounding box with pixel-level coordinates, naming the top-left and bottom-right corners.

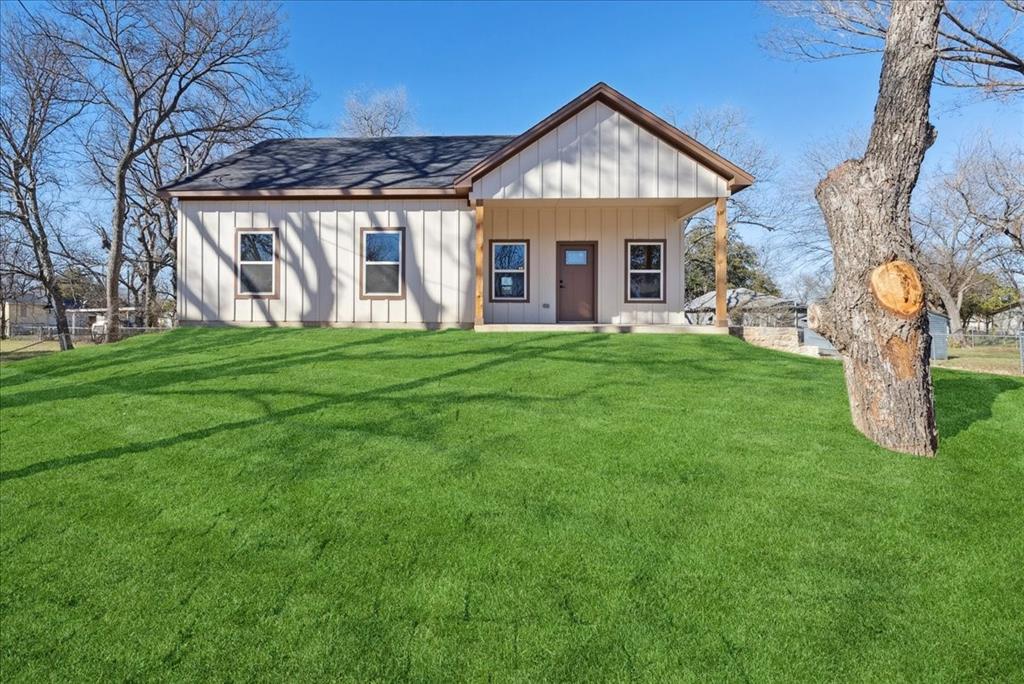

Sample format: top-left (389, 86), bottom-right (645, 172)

top-left (1, 297), bottom-right (55, 337)
top-left (965, 302), bottom-right (1023, 335)
top-left (801, 309), bottom-right (951, 361)
top-left (66, 307), bottom-right (175, 330)
top-left (685, 288), bottom-right (806, 327)
top-left (161, 83), bottom-right (753, 330)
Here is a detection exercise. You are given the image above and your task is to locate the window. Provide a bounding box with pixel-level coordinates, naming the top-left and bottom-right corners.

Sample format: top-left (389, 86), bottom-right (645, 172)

top-left (626, 240), bottom-right (665, 302)
top-left (237, 230), bottom-right (277, 297)
top-left (564, 249), bottom-right (588, 265)
top-left (362, 228), bottom-right (405, 298)
top-left (491, 241), bottom-right (528, 301)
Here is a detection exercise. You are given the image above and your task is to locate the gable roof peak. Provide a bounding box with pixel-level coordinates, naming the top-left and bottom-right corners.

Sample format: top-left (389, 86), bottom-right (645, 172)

top-left (454, 82), bottom-right (755, 193)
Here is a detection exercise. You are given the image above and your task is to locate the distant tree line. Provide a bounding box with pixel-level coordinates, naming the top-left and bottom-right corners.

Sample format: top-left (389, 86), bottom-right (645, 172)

top-left (0, 0), bottom-right (311, 347)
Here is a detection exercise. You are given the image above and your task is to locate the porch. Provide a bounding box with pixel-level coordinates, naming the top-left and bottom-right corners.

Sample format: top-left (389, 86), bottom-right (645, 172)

top-left (475, 322), bottom-right (729, 334)
top-left (471, 198), bottom-right (731, 330)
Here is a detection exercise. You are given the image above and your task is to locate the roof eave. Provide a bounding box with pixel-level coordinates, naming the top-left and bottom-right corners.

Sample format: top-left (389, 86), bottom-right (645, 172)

top-left (160, 187), bottom-right (469, 200)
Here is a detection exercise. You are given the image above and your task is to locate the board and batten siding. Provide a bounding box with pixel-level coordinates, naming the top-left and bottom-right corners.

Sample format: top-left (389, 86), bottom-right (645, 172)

top-left (471, 101), bottom-right (729, 201)
top-left (483, 204), bottom-right (684, 325)
top-left (177, 199), bottom-right (476, 326)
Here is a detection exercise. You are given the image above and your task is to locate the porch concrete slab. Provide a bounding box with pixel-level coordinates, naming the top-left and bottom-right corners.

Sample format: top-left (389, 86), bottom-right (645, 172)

top-left (474, 323), bottom-right (729, 334)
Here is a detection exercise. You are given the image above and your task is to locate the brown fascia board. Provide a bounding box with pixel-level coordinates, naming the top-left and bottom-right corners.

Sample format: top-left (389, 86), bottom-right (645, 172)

top-left (452, 82), bottom-right (755, 194)
top-left (158, 187), bottom-right (467, 200)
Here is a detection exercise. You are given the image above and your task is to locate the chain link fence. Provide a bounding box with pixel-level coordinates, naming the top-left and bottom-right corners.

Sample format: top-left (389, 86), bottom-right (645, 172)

top-left (8, 323), bottom-right (168, 345)
top-left (942, 332), bottom-right (1023, 376)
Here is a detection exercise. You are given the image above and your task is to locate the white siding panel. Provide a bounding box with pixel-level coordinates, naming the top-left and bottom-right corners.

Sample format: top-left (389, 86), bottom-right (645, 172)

top-left (638, 129), bottom-right (658, 197)
top-left (597, 105), bottom-right (618, 198)
top-left (578, 103), bottom-right (600, 198)
top-left (677, 151), bottom-right (698, 198)
top-left (231, 202), bottom-right (250, 323)
top-left (422, 201), bottom-right (442, 323)
top-left (459, 209), bottom-right (475, 323)
top-left (214, 205), bottom-right (235, 322)
top-left (538, 208), bottom-right (557, 323)
top-left (657, 140), bottom-right (677, 199)
top-left (617, 115), bottom-right (639, 199)
top-left (500, 156), bottom-right (521, 200)
top-left (474, 108), bottom-right (729, 200)
top-left (440, 206), bottom-right (460, 323)
top-left (539, 129), bottom-right (560, 198)
top-left (558, 117), bottom-right (580, 198)
top-left (320, 201), bottom-right (338, 322)
top-left (352, 203), bottom-right (373, 322)
top-left (266, 200), bottom-right (286, 323)
top-left (521, 142), bottom-right (542, 199)
top-left (697, 163), bottom-right (719, 197)
top-left (404, 201), bottom-right (425, 323)
top-left (182, 202), bottom-right (203, 322)
top-left (337, 204), bottom-right (355, 322)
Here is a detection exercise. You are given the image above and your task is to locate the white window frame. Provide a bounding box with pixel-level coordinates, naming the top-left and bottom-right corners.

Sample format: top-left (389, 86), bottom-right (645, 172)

top-left (236, 229), bottom-right (277, 297)
top-left (626, 240), bottom-right (665, 302)
top-left (362, 228), bottom-right (404, 298)
top-left (491, 240), bottom-right (529, 302)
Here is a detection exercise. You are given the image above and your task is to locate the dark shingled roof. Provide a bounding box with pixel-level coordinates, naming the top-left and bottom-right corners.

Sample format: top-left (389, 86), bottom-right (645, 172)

top-left (162, 136), bottom-right (515, 193)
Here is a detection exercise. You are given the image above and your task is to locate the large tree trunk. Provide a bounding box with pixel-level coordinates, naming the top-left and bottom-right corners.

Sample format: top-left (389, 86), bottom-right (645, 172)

top-left (49, 289), bottom-right (73, 350)
top-left (143, 266), bottom-right (159, 328)
top-left (809, 0), bottom-right (942, 456)
top-left (929, 279), bottom-right (967, 344)
top-left (104, 160), bottom-right (131, 343)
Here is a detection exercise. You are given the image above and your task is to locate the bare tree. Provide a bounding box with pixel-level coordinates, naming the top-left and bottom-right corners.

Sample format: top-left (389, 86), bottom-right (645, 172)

top-left (123, 135), bottom-right (226, 327)
top-left (789, 270), bottom-right (834, 304)
top-left (29, 0), bottom-right (311, 341)
top-left (915, 139), bottom-right (1024, 341)
top-left (951, 140), bottom-right (1024, 254)
top-left (766, 0), bottom-right (1024, 99)
top-left (777, 130), bottom-right (868, 275)
top-left (665, 106), bottom-right (793, 301)
top-left (796, 1), bottom-right (945, 456)
top-left (0, 12), bottom-right (88, 350)
top-left (338, 86), bottom-right (415, 137)
top-left (768, 0), bottom-right (1023, 456)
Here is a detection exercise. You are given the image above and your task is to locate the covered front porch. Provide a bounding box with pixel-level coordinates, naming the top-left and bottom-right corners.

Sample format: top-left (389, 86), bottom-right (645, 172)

top-left (452, 83), bottom-right (749, 333)
top-left (470, 197), bottom-right (732, 331)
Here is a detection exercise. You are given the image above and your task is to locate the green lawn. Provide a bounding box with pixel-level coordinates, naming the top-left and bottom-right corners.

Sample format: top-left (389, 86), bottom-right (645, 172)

top-left (934, 343), bottom-right (1022, 376)
top-left (1, 328), bottom-right (1022, 681)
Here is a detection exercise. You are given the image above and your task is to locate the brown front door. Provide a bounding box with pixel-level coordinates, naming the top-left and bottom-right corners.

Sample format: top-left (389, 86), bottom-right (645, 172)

top-left (557, 242), bottom-right (596, 322)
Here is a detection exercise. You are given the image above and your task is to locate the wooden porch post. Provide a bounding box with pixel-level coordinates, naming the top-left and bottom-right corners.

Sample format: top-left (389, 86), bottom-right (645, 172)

top-left (474, 204), bottom-right (485, 326)
top-left (715, 197), bottom-right (728, 327)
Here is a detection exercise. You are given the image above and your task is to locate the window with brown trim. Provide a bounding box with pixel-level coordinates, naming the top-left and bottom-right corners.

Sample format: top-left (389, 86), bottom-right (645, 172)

top-left (626, 240), bottom-right (665, 302)
top-left (361, 227), bottom-right (405, 299)
top-left (490, 240), bottom-right (529, 301)
top-left (237, 229), bottom-right (278, 297)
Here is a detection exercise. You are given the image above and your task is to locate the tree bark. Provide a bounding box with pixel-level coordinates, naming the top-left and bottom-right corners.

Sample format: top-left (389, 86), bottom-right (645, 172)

top-left (10, 178), bottom-right (75, 350)
top-left (809, 0), bottom-right (942, 456)
top-left (104, 157), bottom-right (133, 343)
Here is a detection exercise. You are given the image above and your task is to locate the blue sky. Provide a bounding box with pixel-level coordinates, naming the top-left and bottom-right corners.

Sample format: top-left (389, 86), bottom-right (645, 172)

top-left (284, 0), bottom-right (1021, 177)
top-left (282, 0), bottom-right (1021, 288)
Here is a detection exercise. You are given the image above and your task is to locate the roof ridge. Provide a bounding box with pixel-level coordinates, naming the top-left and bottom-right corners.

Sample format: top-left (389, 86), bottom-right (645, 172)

top-left (260, 134), bottom-right (517, 142)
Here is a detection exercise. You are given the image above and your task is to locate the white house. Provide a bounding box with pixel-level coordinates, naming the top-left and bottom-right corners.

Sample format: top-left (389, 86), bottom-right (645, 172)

top-left (162, 83), bottom-right (753, 330)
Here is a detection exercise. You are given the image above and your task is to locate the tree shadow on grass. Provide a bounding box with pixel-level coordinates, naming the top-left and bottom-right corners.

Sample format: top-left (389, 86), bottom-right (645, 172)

top-left (932, 370), bottom-right (1023, 441)
top-left (0, 333), bottom-right (608, 483)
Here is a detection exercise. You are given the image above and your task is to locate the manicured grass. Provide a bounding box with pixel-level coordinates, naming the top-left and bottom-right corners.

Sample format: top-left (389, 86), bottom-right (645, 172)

top-left (0, 338), bottom-right (96, 365)
top-left (934, 343), bottom-right (1022, 376)
top-left (1, 328), bottom-right (1022, 681)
